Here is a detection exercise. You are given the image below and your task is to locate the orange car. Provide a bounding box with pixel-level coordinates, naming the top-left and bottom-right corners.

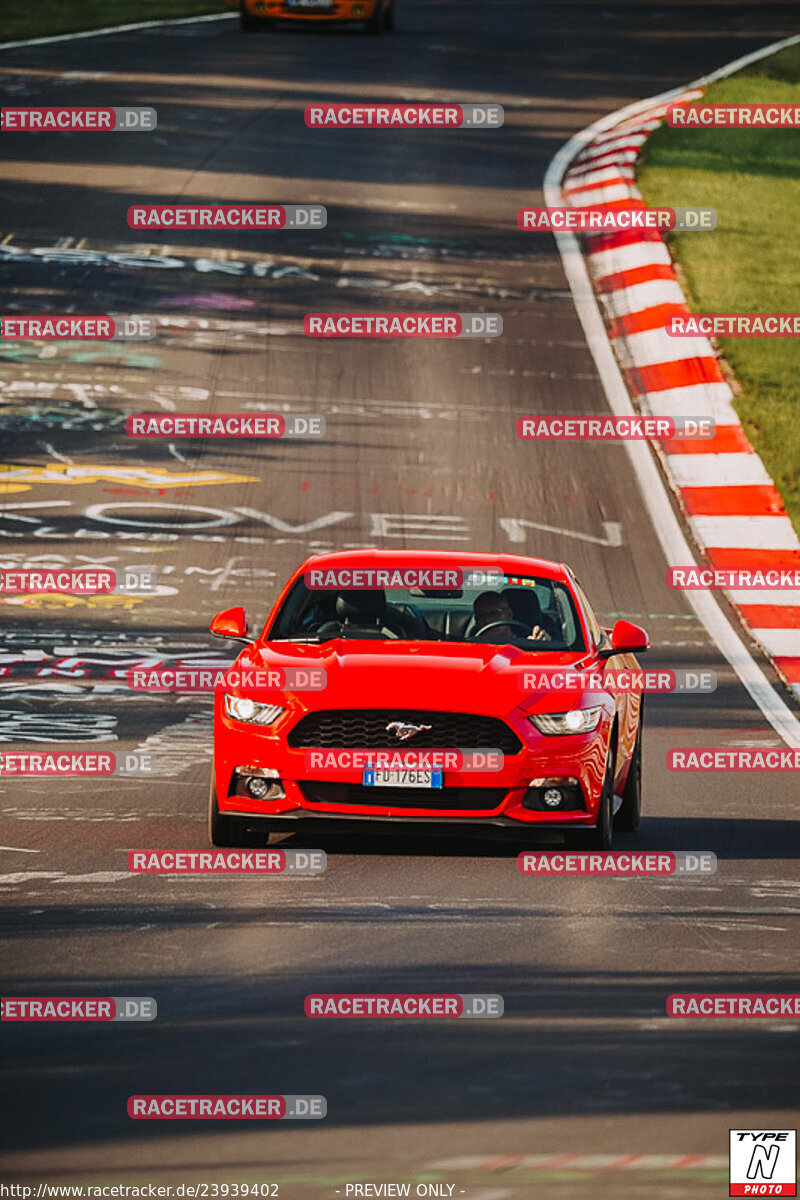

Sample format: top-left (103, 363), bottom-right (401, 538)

top-left (239, 0), bottom-right (394, 34)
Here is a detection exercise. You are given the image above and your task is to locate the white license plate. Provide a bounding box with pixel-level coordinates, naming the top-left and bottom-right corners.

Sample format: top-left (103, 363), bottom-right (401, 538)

top-left (288, 0), bottom-right (333, 7)
top-left (363, 768), bottom-right (443, 789)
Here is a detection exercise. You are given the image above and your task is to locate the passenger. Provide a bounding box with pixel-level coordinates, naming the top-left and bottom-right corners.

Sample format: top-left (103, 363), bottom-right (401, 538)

top-left (502, 587), bottom-right (560, 641)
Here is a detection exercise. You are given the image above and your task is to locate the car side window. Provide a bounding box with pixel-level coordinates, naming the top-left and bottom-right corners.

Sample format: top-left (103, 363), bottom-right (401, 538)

top-left (573, 581), bottom-right (603, 649)
top-left (550, 585), bottom-right (576, 646)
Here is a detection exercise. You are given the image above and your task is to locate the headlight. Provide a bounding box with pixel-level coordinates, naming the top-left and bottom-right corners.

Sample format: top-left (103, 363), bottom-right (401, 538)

top-left (224, 695), bottom-right (285, 726)
top-left (528, 706), bottom-right (603, 736)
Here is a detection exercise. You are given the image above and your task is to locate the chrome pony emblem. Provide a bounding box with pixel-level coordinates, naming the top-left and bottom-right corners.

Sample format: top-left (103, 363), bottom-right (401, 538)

top-left (386, 721), bottom-right (432, 741)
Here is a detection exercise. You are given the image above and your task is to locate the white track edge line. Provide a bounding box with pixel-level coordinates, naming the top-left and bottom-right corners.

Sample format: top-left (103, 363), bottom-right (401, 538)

top-left (544, 34), bottom-right (800, 748)
top-left (0, 12), bottom-right (234, 53)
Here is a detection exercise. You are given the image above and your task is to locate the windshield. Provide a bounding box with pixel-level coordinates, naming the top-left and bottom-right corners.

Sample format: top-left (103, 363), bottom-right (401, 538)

top-left (267, 574), bottom-right (587, 651)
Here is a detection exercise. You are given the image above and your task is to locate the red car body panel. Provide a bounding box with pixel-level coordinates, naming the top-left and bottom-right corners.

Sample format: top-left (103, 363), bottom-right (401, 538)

top-left (241, 0), bottom-right (383, 23)
top-left (211, 550), bottom-right (644, 832)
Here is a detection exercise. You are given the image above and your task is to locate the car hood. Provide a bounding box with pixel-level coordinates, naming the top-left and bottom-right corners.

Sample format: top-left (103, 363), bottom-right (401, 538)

top-left (232, 639), bottom-right (592, 712)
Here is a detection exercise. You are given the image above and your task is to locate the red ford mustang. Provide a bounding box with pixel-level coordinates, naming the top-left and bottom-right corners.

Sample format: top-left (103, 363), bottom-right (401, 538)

top-left (209, 550), bottom-right (648, 848)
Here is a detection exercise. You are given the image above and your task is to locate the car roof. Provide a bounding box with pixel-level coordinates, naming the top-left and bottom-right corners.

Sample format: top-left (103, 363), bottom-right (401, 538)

top-left (295, 548), bottom-right (571, 583)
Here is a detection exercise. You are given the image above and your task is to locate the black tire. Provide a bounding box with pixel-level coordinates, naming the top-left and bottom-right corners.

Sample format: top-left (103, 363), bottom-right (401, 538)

top-left (365, 1), bottom-right (388, 34)
top-left (572, 749), bottom-right (614, 850)
top-left (384, 0), bottom-right (395, 30)
top-left (615, 706), bottom-right (643, 832)
top-left (209, 773), bottom-right (253, 846)
top-left (240, 3), bottom-right (266, 32)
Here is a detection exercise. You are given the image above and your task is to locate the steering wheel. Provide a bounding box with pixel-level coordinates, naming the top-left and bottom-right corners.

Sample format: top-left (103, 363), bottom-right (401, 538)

top-left (472, 619), bottom-right (532, 639)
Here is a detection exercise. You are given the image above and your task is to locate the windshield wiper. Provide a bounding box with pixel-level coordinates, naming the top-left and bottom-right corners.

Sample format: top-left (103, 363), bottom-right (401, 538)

top-left (268, 635), bottom-right (324, 643)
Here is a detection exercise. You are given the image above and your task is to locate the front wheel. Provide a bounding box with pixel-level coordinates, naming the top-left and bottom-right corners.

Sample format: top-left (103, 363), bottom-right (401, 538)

top-left (365, 0), bottom-right (390, 33)
top-left (572, 752), bottom-right (614, 850)
top-left (240, 3), bottom-right (269, 31)
top-left (209, 773), bottom-right (267, 846)
top-left (615, 707), bottom-right (643, 832)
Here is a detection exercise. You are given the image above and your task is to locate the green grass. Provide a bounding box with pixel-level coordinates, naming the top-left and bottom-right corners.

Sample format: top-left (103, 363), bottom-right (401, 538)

top-left (638, 43), bottom-right (800, 533)
top-left (0, 0), bottom-right (230, 42)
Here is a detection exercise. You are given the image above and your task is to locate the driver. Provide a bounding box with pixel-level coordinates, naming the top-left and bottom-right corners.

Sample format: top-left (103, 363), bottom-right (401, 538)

top-left (472, 591), bottom-right (551, 642)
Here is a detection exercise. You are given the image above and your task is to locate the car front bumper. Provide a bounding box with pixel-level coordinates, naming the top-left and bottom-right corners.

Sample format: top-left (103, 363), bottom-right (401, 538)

top-left (214, 707), bottom-right (611, 828)
top-left (245, 0), bottom-right (380, 21)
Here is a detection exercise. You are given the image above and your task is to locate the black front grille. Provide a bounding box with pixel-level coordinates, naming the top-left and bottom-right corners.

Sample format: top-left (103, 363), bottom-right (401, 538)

top-left (300, 782), bottom-right (509, 811)
top-left (288, 709), bottom-right (523, 755)
top-left (282, 2), bottom-right (339, 10)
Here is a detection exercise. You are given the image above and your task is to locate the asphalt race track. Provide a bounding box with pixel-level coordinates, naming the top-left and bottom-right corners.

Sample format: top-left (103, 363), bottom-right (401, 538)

top-left (1, 2), bottom-right (799, 1196)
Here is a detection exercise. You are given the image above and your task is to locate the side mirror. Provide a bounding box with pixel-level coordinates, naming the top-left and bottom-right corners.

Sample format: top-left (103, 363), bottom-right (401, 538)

top-left (210, 606), bottom-right (251, 642)
top-left (600, 619), bottom-right (649, 657)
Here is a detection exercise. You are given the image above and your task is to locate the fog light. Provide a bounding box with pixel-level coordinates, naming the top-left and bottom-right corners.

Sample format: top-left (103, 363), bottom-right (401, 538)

top-left (247, 776), bottom-right (271, 799)
top-left (234, 766), bottom-right (285, 802)
top-left (353, 5), bottom-right (364, 12)
top-left (522, 776), bottom-right (584, 812)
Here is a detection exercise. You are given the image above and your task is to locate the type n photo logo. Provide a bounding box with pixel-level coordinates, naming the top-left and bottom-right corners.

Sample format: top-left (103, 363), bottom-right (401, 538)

top-left (730, 1130), bottom-right (796, 1196)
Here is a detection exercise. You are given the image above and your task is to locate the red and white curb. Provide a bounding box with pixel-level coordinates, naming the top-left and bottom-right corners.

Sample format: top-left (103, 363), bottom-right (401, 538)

top-left (428, 1153), bottom-right (726, 1173)
top-left (561, 92), bottom-right (800, 697)
top-left (546, 34), bottom-right (800, 734)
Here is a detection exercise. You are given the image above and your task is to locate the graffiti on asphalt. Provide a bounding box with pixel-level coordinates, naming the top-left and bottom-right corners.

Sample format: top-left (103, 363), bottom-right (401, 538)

top-left (0, 710), bottom-right (118, 743)
top-left (0, 651), bottom-right (233, 683)
top-left (0, 464), bottom-right (257, 493)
